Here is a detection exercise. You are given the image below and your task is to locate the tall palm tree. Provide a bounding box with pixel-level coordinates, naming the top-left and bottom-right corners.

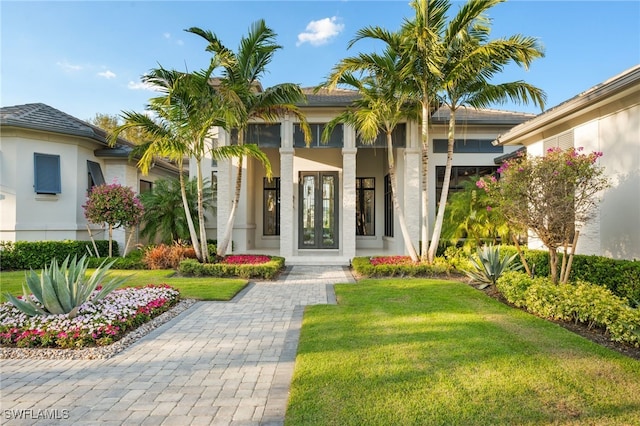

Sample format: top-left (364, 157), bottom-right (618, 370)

top-left (187, 21), bottom-right (310, 256)
top-left (319, 47), bottom-right (420, 261)
top-left (110, 66), bottom-right (268, 262)
top-left (426, 0), bottom-right (546, 262)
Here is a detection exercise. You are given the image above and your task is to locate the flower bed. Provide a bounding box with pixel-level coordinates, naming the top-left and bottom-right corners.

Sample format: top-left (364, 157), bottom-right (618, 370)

top-left (0, 285), bottom-right (180, 349)
top-left (352, 256), bottom-right (452, 278)
top-left (179, 255), bottom-right (284, 279)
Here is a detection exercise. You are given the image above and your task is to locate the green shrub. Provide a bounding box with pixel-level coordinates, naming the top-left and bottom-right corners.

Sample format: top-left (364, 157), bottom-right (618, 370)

top-left (496, 272), bottom-right (640, 347)
top-left (86, 250), bottom-right (145, 270)
top-left (178, 256), bottom-right (285, 279)
top-left (0, 240), bottom-right (117, 271)
top-left (351, 256), bottom-right (450, 278)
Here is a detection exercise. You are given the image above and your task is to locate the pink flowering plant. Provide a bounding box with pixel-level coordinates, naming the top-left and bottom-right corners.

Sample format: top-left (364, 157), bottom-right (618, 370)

top-left (83, 182), bottom-right (144, 257)
top-left (478, 147), bottom-right (610, 283)
top-left (222, 255), bottom-right (271, 265)
top-left (0, 285), bottom-right (179, 348)
top-left (369, 256), bottom-right (417, 266)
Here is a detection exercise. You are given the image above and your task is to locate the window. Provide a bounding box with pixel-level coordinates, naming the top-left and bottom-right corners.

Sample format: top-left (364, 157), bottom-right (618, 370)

top-left (263, 177), bottom-right (280, 235)
top-left (294, 123), bottom-right (343, 148)
top-left (87, 160), bottom-right (105, 191)
top-left (435, 166), bottom-right (498, 204)
top-left (356, 177), bottom-right (375, 236)
top-left (231, 124), bottom-right (281, 147)
top-left (139, 180), bottom-right (153, 194)
top-left (357, 124), bottom-right (406, 148)
top-left (384, 174), bottom-right (393, 237)
top-left (211, 171), bottom-right (218, 219)
top-left (34, 153), bottom-right (61, 194)
top-left (433, 139), bottom-right (503, 153)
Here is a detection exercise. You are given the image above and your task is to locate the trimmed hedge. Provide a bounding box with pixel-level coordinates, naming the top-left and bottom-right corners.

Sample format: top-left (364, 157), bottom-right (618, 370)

top-left (351, 256), bottom-right (451, 278)
top-left (499, 246), bottom-right (640, 306)
top-left (86, 250), bottom-right (146, 270)
top-left (0, 240), bottom-right (117, 271)
top-left (497, 271), bottom-right (640, 347)
top-left (179, 256), bottom-right (285, 279)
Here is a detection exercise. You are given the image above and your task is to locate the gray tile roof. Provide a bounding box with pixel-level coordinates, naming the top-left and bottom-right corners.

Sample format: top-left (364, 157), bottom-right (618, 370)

top-left (0, 103), bottom-right (111, 144)
top-left (299, 88), bottom-right (534, 124)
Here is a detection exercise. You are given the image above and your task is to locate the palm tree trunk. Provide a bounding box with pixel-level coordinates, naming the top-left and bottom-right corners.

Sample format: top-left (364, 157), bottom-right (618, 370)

top-left (195, 159), bottom-right (209, 263)
top-left (387, 133), bottom-right (419, 261)
top-left (217, 155), bottom-right (243, 257)
top-left (420, 96), bottom-right (431, 261)
top-left (428, 107), bottom-right (456, 262)
top-left (178, 160), bottom-right (203, 261)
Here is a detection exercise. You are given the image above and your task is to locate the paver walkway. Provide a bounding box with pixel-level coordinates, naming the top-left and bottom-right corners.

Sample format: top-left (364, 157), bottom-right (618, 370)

top-left (0, 265), bottom-right (355, 425)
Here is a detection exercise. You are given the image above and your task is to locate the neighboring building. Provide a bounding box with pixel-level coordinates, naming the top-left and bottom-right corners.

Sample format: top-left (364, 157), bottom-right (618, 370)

top-left (494, 65), bottom-right (640, 260)
top-left (0, 103), bottom-right (179, 252)
top-left (203, 88), bottom-right (532, 264)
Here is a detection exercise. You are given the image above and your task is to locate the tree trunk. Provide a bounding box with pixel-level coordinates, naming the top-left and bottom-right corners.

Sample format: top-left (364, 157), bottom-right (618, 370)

top-left (562, 230), bottom-right (580, 284)
top-left (427, 107), bottom-right (456, 262)
top-left (420, 95), bottom-right (430, 261)
top-left (549, 246), bottom-right (559, 284)
top-left (195, 159), bottom-right (209, 263)
top-left (108, 224), bottom-right (113, 257)
top-left (511, 233), bottom-right (532, 277)
top-left (386, 132), bottom-right (419, 261)
top-left (178, 160), bottom-right (203, 262)
top-left (217, 155), bottom-right (243, 257)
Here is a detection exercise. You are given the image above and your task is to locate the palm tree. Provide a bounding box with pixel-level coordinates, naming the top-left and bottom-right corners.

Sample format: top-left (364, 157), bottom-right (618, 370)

top-left (426, 0), bottom-right (546, 262)
top-left (138, 177), bottom-right (213, 244)
top-left (187, 21), bottom-right (310, 256)
top-left (319, 46), bottom-right (420, 261)
top-left (110, 66), bottom-right (268, 262)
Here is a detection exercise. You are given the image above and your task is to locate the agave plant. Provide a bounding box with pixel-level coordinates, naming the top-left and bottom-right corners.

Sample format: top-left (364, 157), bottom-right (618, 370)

top-left (465, 244), bottom-right (523, 289)
top-left (3, 255), bottom-right (128, 318)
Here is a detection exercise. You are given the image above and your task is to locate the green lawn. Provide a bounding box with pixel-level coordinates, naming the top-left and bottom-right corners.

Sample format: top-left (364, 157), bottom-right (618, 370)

top-left (286, 278), bottom-right (640, 426)
top-left (0, 269), bottom-right (247, 302)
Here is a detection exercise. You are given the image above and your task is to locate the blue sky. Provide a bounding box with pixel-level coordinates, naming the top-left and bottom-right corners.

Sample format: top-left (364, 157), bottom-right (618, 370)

top-left (2, 1), bottom-right (639, 121)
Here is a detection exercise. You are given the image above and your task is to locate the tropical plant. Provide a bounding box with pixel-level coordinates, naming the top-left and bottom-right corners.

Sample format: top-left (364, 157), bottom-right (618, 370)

top-left (425, 0), bottom-right (546, 262)
top-left (465, 244), bottom-right (521, 288)
top-left (441, 177), bottom-right (511, 252)
top-left (480, 147), bottom-right (610, 283)
top-left (83, 182), bottom-right (144, 257)
top-left (110, 67), bottom-right (267, 262)
top-left (3, 255), bottom-right (128, 318)
top-left (138, 177), bottom-right (212, 244)
top-left (187, 21), bottom-right (310, 256)
top-left (318, 43), bottom-right (420, 260)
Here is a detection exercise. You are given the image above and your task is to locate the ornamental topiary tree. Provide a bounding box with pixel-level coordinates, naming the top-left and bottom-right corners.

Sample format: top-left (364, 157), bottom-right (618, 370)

top-left (83, 182), bottom-right (144, 257)
top-left (479, 147), bottom-right (610, 283)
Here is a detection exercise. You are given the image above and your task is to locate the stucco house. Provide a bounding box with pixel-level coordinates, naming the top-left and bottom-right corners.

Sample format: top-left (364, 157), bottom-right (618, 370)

top-left (0, 103), bottom-right (180, 252)
top-left (203, 87), bottom-right (532, 264)
top-left (494, 65), bottom-right (640, 260)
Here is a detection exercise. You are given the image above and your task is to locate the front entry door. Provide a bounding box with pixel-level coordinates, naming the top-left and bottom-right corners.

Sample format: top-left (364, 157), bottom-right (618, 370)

top-left (299, 172), bottom-right (339, 249)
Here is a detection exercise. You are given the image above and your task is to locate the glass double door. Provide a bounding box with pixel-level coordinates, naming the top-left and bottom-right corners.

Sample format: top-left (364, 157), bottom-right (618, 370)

top-left (299, 172), bottom-right (338, 249)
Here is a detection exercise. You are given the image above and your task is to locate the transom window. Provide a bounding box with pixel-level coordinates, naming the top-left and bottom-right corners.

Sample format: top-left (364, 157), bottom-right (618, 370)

top-left (356, 178), bottom-right (375, 236)
top-left (294, 123), bottom-right (344, 148)
top-left (357, 124), bottom-right (406, 148)
top-left (433, 139), bottom-right (503, 153)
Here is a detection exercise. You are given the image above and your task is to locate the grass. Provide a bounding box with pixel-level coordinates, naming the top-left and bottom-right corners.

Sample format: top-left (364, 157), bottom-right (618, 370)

top-left (286, 278), bottom-right (640, 426)
top-left (0, 269), bottom-right (247, 302)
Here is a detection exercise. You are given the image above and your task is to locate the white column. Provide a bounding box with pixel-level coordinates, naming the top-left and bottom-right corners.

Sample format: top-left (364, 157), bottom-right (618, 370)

top-left (216, 130), bottom-right (232, 253)
top-left (342, 148), bottom-right (357, 260)
top-left (404, 147), bottom-right (421, 255)
top-left (279, 147), bottom-right (295, 259)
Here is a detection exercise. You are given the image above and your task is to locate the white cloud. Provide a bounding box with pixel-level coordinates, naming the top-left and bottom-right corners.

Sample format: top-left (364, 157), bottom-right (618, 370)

top-left (296, 16), bottom-right (344, 47)
top-left (97, 70), bottom-right (116, 79)
top-left (56, 60), bottom-right (83, 71)
top-left (176, 40), bottom-right (184, 46)
top-left (127, 80), bottom-right (157, 91)
top-left (163, 32), bottom-right (171, 39)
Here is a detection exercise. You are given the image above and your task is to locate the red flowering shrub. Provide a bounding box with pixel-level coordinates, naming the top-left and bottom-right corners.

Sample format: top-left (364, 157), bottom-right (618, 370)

top-left (222, 255), bottom-right (271, 265)
top-left (370, 256), bottom-right (417, 266)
